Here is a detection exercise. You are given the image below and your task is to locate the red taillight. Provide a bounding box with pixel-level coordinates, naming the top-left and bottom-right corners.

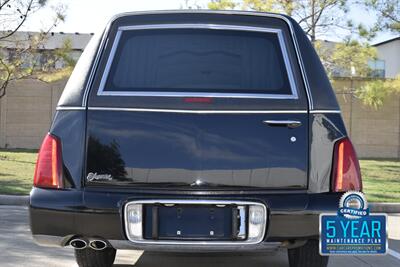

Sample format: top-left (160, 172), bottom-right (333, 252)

top-left (331, 138), bottom-right (362, 192)
top-left (33, 134), bottom-right (63, 189)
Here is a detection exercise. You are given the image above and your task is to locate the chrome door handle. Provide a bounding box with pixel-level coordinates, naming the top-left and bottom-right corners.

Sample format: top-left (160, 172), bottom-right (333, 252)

top-left (263, 120), bottom-right (302, 129)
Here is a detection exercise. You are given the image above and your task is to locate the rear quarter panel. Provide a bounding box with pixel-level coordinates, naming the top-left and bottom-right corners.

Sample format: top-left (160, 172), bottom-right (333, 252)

top-left (308, 113), bottom-right (347, 192)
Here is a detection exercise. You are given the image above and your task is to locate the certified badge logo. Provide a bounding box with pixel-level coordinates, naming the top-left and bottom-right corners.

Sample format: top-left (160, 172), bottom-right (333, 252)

top-left (338, 191), bottom-right (369, 219)
top-left (320, 191), bottom-right (387, 255)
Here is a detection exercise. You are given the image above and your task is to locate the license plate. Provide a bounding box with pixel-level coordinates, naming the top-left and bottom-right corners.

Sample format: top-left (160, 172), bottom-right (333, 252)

top-left (143, 204), bottom-right (244, 240)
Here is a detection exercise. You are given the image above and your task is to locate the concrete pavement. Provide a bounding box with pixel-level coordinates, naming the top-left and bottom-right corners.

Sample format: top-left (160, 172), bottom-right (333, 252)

top-left (0, 206), bottom-right (399, 267)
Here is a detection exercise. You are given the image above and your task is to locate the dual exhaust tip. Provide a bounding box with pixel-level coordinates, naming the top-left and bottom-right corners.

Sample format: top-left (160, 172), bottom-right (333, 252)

top-left (69, 238), bottom-right (108, 250)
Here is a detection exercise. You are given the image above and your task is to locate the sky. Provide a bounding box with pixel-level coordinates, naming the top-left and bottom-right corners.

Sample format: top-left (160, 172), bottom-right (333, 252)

top-left (22, 0), bottom-right (396, 44)
top-left (24, 0), bottom-right (188, 33)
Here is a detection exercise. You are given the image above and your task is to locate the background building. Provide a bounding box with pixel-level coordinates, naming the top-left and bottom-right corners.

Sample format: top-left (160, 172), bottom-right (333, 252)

top-left (0, 31), bottom-right (92, 70)
top-left (373, 37), bottom-right (400, 79)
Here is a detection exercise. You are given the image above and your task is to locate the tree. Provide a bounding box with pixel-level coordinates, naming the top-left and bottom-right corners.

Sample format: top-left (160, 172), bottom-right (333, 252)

top-left (0, 0), bottom-right (71, 98)
top-left (208, 0), bottom-right (236, 9)
top-left (315, 39), bottom-right (400, 109)
top-left (356, 76), bottom-right (400, 109)
top-left (313, 38), bottom-right (400, 109)
top-left (315, 39), bottom-right (377, 78)
top-left (364, 0), bottom-right (400, 33)
top-left (0, 0), bottom-right (47, 41)
top-left (206, 0), bottom-right (400, 108)
top-left (208, 0), bottom-right (355, 42)
top-left (206, 0), bottom-right (378, 75)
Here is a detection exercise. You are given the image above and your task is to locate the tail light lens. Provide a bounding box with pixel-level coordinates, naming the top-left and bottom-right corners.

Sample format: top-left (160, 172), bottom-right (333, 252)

top-left (331, 138), bottom-right (362, 192)
top-left (33, 134), bottom-right (63, 189)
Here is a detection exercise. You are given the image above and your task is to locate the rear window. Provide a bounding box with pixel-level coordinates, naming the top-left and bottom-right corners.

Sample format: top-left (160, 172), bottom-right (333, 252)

top-left (100, 28), bottom-right (295, 95)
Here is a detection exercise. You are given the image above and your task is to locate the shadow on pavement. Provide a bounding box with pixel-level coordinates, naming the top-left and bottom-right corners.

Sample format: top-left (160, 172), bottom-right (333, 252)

top-left (0, 206), bottom-right (75, 267)
top-left (122, 251), bottom-right (289, 267)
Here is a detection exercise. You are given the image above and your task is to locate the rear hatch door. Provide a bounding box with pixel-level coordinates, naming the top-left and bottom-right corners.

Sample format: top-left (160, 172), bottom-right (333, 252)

top-left (85, 21), bottom-right (309, 190)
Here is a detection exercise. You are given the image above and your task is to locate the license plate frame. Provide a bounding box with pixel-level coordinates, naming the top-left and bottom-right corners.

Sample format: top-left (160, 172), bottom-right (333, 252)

top-left (124, 199), bottom-right (267, 245)
top-left (143, 204), bottom-right (247, 241)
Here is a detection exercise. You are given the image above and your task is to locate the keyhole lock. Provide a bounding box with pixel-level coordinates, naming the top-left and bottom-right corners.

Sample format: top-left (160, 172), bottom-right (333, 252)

top-left (290, 136), bottom-right (297, 143)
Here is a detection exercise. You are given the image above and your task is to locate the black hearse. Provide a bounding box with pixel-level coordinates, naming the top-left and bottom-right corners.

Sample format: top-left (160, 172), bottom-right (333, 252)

top-left (30, 10), bottom-right (362, 267)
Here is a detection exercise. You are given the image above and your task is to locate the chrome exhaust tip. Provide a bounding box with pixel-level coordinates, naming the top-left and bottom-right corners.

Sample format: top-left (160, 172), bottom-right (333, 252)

top-left (89, 240), bottom-right (108, 251)
top-left (70, 238), bottom-right (88, 250)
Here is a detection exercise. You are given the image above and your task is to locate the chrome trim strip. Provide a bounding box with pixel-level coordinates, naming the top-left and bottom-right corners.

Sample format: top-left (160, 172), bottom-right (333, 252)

top-left (276, 29), bottom-right (298, 99)
top-left (56, 106), bottom-right (86, 111)
top-left (96, 24), bottom-right (298, 100)
top-left (57, 106), bottom-right (340, 114)
top-left (238, 206), bottom-right (246, 240)
top-left (263, 120), bottom-right (302, 124)
top-left (81, 11), bottom-right (313, 109)
top-left (97, 29), bottom-right (122, 97)
top-left (88, 107), bottom-right (308, 114)
top-left (98, 91), bottom-right (298, 99)
top-left (118, 23), bottom-right (277, 32)
top-left (309, 110), bottom-right (341, 114)
top-left (263, 120), bottom-right (302, 129)
top-left (124, 199), bottom-right (267, 245)
top-left (288, 22), bottom-right (313, 110)
top-left (82, 27), bottom-right (111, 107)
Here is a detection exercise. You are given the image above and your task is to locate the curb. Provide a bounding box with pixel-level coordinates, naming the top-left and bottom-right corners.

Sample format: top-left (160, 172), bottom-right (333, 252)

top-left (0, 195), bottom-right (29, 206)
top-left (370, 203), bottom-right (400, 213)
top-left (0, 195), bottom-right (399, 213)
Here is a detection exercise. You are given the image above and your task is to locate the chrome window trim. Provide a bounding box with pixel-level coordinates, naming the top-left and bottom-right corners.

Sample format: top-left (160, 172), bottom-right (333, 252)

top-left (96, 24), bottom-right (298, 100)
top-left (124, 199), bottom-right (267, 245)
top-left (87, 106), bottom-right (308, 114)
top-left (81, 11), bottom-right (314, 109)
top-left (82, 27), bottom-right (111, 108)
top-left (57, 106), bottom-right (341, 114)
top-left (309, 110), bottom-right (341, 114)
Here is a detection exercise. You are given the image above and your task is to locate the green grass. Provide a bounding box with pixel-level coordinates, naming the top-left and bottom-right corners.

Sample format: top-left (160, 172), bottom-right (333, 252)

top-left (0, 149), bottom-right (399, 202)
top-left (360, 159), bottom-right (400, 203)
top-left (0, 149), bottom-right (37, 195)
